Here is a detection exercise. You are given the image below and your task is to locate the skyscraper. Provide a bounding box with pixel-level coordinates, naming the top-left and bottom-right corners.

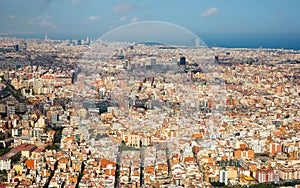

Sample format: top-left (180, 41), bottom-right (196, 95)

top-left (44, 32), bottom-right (48, 41)
top-left (86, 37), bottom-right (91, 45)
top-left (180, 56), bottom-right (186, 65)
top-left (196, 38), bottom-right (200, 47)
top-left (14, 45), bottom-right (19, 52)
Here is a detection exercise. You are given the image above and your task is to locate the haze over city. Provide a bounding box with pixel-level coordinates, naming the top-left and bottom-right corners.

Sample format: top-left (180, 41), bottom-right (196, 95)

top-left (0, 0), bottom-right (300, 48)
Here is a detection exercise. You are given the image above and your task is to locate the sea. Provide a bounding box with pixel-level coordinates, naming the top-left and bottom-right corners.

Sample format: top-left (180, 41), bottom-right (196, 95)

top-left (200, 33), bottom-right (300, 50)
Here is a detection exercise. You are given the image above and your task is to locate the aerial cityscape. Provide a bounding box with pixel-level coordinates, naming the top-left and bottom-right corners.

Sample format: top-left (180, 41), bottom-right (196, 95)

top-left (0, 0), bottom-right (300, 188)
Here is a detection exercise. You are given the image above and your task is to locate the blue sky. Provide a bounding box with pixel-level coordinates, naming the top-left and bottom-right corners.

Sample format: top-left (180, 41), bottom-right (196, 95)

top-left (0, 0), bottom-right (300, 48)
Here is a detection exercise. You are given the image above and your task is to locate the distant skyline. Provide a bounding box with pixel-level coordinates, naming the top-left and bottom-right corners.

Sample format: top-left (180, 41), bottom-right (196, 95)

top-left (0, 0), bottom-right (300, 49)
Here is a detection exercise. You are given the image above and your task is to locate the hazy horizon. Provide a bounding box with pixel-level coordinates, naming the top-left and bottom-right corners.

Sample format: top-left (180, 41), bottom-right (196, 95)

top-left (1, 32), bottom-right (299, 50)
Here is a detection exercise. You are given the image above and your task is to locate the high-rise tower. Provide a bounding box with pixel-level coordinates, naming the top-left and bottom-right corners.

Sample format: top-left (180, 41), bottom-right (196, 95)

top-left (44, 32), bottom-right (48, 41)
top-left (196, 38), bottom-right (200, 47)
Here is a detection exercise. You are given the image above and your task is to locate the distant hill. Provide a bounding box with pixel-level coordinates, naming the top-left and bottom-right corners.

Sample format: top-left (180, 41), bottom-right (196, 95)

top-left (138, 41), bottom-right (165, 46)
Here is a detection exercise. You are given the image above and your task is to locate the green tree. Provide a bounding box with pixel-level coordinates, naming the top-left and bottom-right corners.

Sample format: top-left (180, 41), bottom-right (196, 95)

top-left (46, 145), bottom-right (59, 150)
top-left (0, 148), bottom-right (11, 157)
top-left (11, 153), bottom-right (21, 163)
